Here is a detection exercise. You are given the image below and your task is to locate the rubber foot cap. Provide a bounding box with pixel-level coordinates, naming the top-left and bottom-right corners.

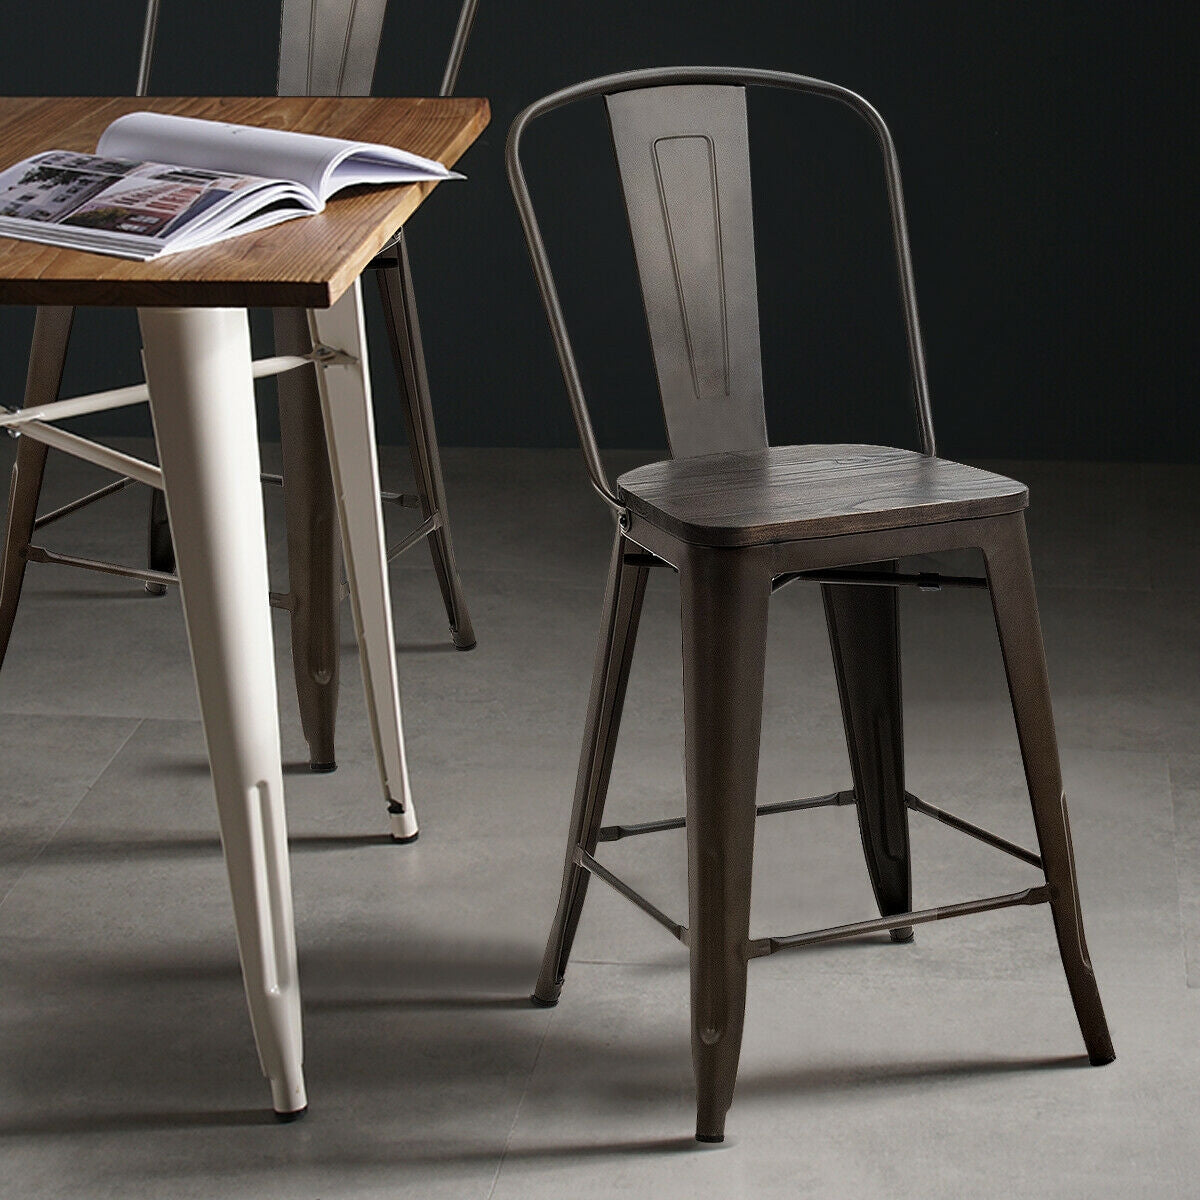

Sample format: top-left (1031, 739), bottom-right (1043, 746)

top-left (274, 1106), bottom-right (307, 1123)
top-left (530, 993), bottom-right (559, 1008)
top-left (309, 761), bottom-right (337, 774)
top-left (696, 1134), bottom-right (724, 1144)
top-left (144, 582), bottom-right (168, 597)
top-left (392, 830), bottom-right (419, 844)
top-left (890, 927), bottom-right (915, 944)
top-left (1089, 1052), bottom-right (1116, 1067)
top-left (453, 637), bottom-right (478, 652)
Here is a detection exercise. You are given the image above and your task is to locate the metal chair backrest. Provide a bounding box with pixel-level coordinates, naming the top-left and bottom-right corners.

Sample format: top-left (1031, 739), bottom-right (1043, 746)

top-left (277, 0), bottom-right (478, 97)
top-left (135, 1), bottom-right (478, 99)
top-left (506, 67), bottom-right (937, 512)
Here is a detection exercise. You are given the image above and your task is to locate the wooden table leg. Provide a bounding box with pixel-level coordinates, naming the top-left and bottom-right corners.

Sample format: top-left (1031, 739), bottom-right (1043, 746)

top-left (309, 279), bottom-right (417, 841)
top-left (138, 305), bottom-right (306, 1118)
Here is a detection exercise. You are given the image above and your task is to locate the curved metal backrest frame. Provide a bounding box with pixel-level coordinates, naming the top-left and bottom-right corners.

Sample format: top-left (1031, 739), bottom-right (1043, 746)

top-left (137, 1), bottom-right (479, 99)
top-left (506, 66), bottom-right (937, 512)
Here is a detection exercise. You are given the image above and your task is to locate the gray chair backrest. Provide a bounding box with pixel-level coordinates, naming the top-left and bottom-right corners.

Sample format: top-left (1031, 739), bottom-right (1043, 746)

top-left (507, 67), bottom-right (936, 512)
top-left (136, 1), bottom-right (478, 99)
top-left (606, 84), bottom-right (766, 459)
top-left (277, 0), bottom-right (478, 98)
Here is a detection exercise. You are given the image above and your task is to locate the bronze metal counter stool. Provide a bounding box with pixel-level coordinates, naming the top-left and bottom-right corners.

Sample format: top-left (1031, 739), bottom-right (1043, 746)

top-left (507, 67), bottom-right (1114, 1143)
top-left (0, 0), bottom-right (478, 782)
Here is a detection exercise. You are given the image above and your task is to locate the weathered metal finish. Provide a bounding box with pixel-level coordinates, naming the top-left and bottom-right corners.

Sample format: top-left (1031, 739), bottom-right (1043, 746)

top-left (274, 305), bottom-right (342, 770)
top-left (574, 847), bottom-right (687, 944)
top-left (776, 567), bottom-right (989, 591)
top-left (278, 0), bottom-right (479, 98)
top-left (981, 512), bottom-right (1115, 1065)
top-left (439, 0), bottom-right (478, 96)
top-left (136, 0), bottom-right (161, 96)
top-left (145, 489), bottom-right (174, 594)
top-left (34, 477), bottom-right (133, 531)
top-left (375, 233), bottom-right (476, 648)
top-left (507, 66), bottom-right (937, 512)
top-left (748, 885), bottom-right (1052, 957)
top-left (513, 69), bottom-right (1112, 1142)
top-left (278, 0), bottom-right (389, 97)
top-left (0, 306), bottom-right (74, 671)
top-left (822, 560), bottom-right (913, 942)
top-left (597, 789), bottom-right (852, 842)
top-left (24, 544), bottom-right (176, 590)
top-left (679, 542), bottom-right (771, 1142)
top-left (606, 86), bottom-right (766, 458)
top-left (906, 793), bottom-right (1041, 868)
top-left (532, 534), bottom-right (650, 1004)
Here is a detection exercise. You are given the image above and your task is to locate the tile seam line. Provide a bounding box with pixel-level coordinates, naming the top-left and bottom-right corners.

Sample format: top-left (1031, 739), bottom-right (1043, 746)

top-left (485, 1006), bottom-right (555, 1200)
top-left (0, 716), bottom-right (145, 916)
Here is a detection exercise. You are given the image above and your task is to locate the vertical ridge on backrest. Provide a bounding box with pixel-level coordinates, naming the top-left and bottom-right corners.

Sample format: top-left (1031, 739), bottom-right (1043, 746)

top-left (278, 0), bottom-right (390, 97)
top-left (606, 85), bottom-right (767, 459)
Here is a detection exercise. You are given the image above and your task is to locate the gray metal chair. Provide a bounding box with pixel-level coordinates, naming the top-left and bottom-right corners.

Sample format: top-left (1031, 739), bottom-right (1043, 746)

top-left (508, 67), bottom-right (1114, 1143)
top-left (0, 0), bottom-right (478, 777)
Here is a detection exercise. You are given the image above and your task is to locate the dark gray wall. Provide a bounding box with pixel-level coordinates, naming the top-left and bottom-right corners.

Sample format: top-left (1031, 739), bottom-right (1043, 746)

top-left (1, 2), bottom-right (1194, 460)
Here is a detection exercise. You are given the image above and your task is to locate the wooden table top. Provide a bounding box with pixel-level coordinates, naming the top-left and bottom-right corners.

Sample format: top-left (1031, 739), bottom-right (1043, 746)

top-left (0, 95), bottom-right (489, 308)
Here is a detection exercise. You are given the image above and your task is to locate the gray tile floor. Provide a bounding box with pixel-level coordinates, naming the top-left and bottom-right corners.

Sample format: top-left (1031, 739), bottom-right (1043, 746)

top-left (1, 441), bottom-right (1198, 1198)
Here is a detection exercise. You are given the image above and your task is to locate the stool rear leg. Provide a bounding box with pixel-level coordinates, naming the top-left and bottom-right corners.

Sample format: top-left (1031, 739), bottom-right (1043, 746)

top-left (144, 488), bottom-right (175, 593)
top-left (532, 533), bottom-right (648, 1005)
top-left (275, 306), bottom-right (341, 773)
top-left (1, 306), bottom-right (74, 666)
top-left (681, 546), bottom-right (771, 1143)
top-left (375, 233), bottom-right (476, 650)
top-left (822, 561), bottom-right (913, 941)
top-left (0, 437), bottom-right (49, 669)
top-left (982, 512), bottom-right (1114, 1064)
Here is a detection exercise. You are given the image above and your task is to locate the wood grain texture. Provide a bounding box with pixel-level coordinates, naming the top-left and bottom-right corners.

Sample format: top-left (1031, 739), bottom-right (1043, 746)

top-left (617, 444), bottom-right (1028, 547)
top-left (0, 96), bottom-right (489, 308)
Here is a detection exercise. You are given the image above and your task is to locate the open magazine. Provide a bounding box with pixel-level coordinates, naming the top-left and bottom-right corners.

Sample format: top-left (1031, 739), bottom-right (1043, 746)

top-left (0, 112), bottom-right (459, 261)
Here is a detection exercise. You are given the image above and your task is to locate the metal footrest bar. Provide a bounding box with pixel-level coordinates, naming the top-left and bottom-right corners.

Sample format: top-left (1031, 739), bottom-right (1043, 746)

top-left (906, 793), bottom-right (1042, 868)
top-left (596, 789), bottom-right (854, 843)
top-left (24, 544), bottom-right (175, 589)
top-left (772, 568), bottom-right (989, 593)
top-left (575, 847), bottom-right (688, 944)
top-left (263, 473), bottom-right (411, 506)
top-left (33, 477), bottom-right (134, 530)
top-left (746, 885), bottom-right (1051, 959)
top-left (380, 490), bottom-right (422, 509)
top-left (386, 511), bottom-right (442, 563)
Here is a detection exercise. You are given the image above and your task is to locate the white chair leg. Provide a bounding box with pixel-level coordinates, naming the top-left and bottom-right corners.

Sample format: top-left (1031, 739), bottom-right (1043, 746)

top-left (308, 279), bottom-right (417, 841)
top-left (138, 305), bottom-right (306, 1117)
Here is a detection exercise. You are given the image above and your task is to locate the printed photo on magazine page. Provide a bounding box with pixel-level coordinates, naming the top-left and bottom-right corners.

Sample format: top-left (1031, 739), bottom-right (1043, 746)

top-left (0, 152), bottom-right (266, 239)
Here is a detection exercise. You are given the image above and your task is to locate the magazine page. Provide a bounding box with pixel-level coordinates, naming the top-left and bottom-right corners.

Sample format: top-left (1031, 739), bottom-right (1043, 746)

top-left (97, 112), bottom-right (456, 204)
top-left (0, 151), bottom-right (314, 260)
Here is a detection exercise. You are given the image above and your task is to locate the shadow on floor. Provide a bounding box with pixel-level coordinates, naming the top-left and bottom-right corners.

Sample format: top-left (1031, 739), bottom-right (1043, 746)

top-left (22, 830), bottom-right (406, 861)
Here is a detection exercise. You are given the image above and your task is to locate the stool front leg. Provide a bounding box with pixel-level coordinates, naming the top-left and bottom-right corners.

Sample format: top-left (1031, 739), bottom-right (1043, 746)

top-left (308, 280), bottom-right (416, 841)
top-left (982, 512), bottom-right (1114, 1065)
top-left (533, 532), bottom-right (649, 1005)
top-left (680, 545), bottom-right (771, 1143)
top-left (138, 305), bottom-right (306, 1118)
